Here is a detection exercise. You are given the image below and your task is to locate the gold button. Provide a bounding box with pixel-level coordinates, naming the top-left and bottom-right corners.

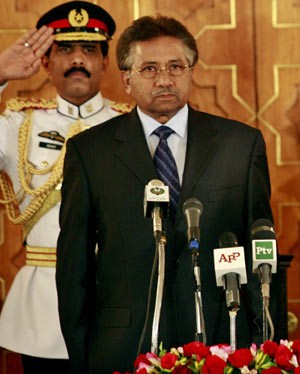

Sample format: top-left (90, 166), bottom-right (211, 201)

top-left (41, 161), bottom-right (49, 168)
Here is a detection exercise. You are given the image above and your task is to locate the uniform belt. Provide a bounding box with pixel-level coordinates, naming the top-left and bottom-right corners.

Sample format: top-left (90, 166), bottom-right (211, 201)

top-left (26, 245), bottom-right (56, 267)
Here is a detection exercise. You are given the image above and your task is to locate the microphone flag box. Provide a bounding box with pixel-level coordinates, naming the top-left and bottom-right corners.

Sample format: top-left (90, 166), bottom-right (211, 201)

top-left (252, 239), bottom-right (277, 273)
top-left (144, 183), bottom-right (169, 218)
top-left (213, 246), bottom-right (247, 287)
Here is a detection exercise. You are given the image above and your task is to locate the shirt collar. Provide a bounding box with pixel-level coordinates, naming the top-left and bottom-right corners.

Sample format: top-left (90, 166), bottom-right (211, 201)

top-left (57, 92), bottom-right (104, 119)
top-left (137, 104), bottom-right (189, 140)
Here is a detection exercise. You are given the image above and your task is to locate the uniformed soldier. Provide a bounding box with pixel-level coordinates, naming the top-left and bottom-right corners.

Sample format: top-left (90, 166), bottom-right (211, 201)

top-left (0, 2), bottom-right (131, 373)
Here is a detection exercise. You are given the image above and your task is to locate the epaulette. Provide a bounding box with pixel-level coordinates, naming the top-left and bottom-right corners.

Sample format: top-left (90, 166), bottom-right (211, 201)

top-left (110, 101), bottom-right (134, 114)
top-left (6, 97), bottom-right (58, 112)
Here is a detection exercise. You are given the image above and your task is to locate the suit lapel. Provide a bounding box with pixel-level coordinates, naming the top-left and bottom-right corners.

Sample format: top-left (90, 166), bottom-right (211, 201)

top-left (114, 106), bottom-right (219, 212)
top-left (179, 107), bottom-right (219, 205)
top-left (114, 108), bottom-right (158, 185)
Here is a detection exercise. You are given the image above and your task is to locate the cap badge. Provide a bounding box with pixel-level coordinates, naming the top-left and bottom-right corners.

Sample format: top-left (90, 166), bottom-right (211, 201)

top-left (68, 8), bottom-right (89, 27)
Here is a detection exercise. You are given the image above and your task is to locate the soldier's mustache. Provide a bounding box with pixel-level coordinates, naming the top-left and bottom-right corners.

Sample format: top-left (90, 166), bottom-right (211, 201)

top-left (64, 67), bottom-right (91, 78)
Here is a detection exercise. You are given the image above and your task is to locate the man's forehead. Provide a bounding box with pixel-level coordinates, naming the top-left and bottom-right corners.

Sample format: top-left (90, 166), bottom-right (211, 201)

top-left (132, 38), bottom-right (188, 65)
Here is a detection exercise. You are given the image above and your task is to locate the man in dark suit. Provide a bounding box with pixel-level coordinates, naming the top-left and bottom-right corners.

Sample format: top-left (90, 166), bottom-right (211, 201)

top-left (56, 15), bottom-right (280, 374)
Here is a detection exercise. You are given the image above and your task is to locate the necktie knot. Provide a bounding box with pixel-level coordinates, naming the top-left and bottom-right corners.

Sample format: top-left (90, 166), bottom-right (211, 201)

top-left (153, 126), bottom-right (175, 140)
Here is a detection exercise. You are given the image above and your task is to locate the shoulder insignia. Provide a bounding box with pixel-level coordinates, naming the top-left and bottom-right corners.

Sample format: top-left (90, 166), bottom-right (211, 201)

top-left (6, 97), bottom-right (58, 112)
top-left (110, 101), bottom-right (134, 114)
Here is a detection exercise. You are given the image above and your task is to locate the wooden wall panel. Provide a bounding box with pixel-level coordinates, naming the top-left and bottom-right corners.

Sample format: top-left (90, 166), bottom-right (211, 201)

top-left (255, 0), bottom-right (300, 339)
top-left (1, 0), bottom-right (300, 372)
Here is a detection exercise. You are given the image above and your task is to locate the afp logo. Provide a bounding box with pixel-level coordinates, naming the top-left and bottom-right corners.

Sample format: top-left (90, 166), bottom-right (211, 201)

top-left (218, 252), bottom-right (241, 263)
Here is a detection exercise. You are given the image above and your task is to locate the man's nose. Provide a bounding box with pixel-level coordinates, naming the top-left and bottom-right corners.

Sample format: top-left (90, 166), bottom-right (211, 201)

top-left (71, 47), bottom-right (86, 65)
top-left (155, 68), bottom-right (173, 86)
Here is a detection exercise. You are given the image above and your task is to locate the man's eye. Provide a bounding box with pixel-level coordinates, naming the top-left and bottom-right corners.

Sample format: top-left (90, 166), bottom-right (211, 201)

top-left (58, 46), bottom-right (71, 53)
top-left (84, 47), bottom-right (97, 53)
top-left (169, 64), bottom-right (183, 70)
top-left (142, 66), bottom-right (157, 72)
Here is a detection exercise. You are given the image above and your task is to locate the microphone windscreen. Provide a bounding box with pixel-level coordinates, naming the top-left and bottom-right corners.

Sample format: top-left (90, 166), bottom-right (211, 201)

top-left (219, 232), bottom-right (238, 248)
top-left (183, 197), bottom-right (204, 215)
top-left (251, 218), bottom-right (275, 240)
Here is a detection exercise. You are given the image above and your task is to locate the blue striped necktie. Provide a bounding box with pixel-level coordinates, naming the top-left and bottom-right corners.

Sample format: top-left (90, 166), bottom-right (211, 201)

top-left (152, 126), bottom-right (180, 216)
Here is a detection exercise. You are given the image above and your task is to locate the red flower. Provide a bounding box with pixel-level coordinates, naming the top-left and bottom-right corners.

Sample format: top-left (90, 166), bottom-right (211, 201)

top-left (293, 340), bottom-right (300, 354)
top-left (183, 342), bottom-right (210, 359)
top-left (173, 364), bottom-right (190, 374)
top-left (136, 369), bottom-right (147, 374)
top-left (133, 353), bottom-right (151, 368)
top-left (275, 345), bottom-right (293, 370)
top-left (261, 341), bottom-right (278, 358)
top-left (161, 353), bottom-right (178, 369)
top-left (295, 367), bottom-right (300, 374)
top-left (228, 348), bottom-right (253, 368)
top-left (293, 340), bottom-right (300, 363)
top-left (202, 355), bottom-right (227, 374)
top-left (261, 367), bottom-right (282, 374)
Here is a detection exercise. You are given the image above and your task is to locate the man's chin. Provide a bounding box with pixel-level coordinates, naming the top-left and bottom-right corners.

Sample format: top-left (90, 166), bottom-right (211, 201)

top-left (153, 102), bottom-right (183, 115)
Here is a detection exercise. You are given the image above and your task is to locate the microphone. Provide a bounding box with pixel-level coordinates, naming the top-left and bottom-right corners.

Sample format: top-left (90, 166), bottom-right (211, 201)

top-left (214, 232), bottom-right (247, 311)
top-left (144, 179), bottom-right (169, 238)
top-left (183, 198), bottom-right (206, 343)
top-left (251, 218), bottom-right (277, 292)
top-left (183, 198), bottom-right (203, 252)
top-left (251, 218), bottom-right (277, 342)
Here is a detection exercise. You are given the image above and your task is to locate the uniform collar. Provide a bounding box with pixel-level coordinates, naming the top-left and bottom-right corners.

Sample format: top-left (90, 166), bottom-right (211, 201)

top-left (56, 92), bottom-right (104, 119)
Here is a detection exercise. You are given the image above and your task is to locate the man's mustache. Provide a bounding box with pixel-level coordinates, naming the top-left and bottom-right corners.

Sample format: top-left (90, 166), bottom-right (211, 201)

top-left (152, 87), bottom-right (177, 97)
top-left (64, 67), bottom-right (91, 78)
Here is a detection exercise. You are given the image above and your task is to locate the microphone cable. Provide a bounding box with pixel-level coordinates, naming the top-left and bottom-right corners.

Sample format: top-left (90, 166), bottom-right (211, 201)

top-left (135, 238), bottom-right (160, 363)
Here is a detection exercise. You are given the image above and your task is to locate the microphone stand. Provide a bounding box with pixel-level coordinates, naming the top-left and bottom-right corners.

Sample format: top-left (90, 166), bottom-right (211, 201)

top-left (192, 249), bottom-right (206, 345)
top-left (223, 273), bottom-right (240, 351)
top-left (229, 311), bottom-right (237, 351)
top-left (151, 231), bottom-right (166, 354)
top-left (258, 264), bottom-right (274, 342)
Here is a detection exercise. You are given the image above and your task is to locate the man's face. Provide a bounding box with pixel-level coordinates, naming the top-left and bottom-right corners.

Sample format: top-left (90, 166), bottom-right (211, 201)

top-left (42, 41), bottom-right (108, 105)
top-left (121, 36), bottom-right (193, 123)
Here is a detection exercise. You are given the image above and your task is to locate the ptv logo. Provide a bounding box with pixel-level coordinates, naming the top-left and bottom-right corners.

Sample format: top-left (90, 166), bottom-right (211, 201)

top-left (218, 252), bottom-right (240, 263)
top-left (255, 241), bottom-right (274, 259)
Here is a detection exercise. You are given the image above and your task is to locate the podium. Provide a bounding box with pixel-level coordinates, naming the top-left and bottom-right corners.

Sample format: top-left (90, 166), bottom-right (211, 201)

top-left (276, 254), bottom-right (293, 340)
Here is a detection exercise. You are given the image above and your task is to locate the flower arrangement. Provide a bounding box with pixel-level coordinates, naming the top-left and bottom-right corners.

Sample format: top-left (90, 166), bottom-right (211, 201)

top-left (113, 340), bottom-right (300, 374)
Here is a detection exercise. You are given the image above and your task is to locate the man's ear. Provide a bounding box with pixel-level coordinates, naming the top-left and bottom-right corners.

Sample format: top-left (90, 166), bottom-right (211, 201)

top-left (121, 70), bottom-right (131, 95)
top-left (101, 56), bottom-right (109, 76)
top-left (41, 55), bottom-right (50, 75)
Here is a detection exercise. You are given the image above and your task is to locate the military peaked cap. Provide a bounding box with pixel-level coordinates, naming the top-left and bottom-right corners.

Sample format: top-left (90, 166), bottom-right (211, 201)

top-left (36, 1), bottom-right (115, 42)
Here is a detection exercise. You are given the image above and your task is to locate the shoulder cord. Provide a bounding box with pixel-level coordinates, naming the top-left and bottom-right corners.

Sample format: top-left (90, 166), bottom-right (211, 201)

top-left (0, 109), bottom-right (87, 225)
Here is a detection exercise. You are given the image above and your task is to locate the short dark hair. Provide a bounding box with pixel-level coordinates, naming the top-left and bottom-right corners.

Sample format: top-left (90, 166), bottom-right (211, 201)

top-left (116, 15), bottom-right (198, 70)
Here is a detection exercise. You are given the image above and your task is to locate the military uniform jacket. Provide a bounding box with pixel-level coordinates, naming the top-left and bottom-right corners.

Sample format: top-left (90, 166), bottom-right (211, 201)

top-left (0, 90), bottom-right (130, 358)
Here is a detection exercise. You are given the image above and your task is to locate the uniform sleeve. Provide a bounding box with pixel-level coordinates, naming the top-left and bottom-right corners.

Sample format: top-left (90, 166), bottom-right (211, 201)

top-left (0, 111), bottom-right (12, 171)
top-left (0, 109), bottom-right (23, 171)
top-left (244, 129), bottom-right (280, 344)
top-left (56, 138), bottom-right (97, 374)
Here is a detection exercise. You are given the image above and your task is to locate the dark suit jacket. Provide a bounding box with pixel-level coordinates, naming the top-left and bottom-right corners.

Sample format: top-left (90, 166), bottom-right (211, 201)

top-left (56, 107), bottom-right (280, 374)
